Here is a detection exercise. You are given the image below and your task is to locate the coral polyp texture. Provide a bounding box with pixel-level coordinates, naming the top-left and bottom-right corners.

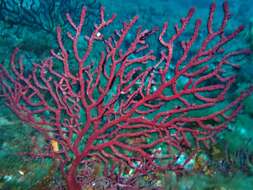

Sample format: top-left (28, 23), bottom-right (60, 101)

top-left (0, 2), bottom-right (252, 189)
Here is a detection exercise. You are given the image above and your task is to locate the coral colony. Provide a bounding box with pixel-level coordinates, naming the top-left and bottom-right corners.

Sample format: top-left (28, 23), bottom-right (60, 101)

top-left (0, 1), bottom-right (252, 189)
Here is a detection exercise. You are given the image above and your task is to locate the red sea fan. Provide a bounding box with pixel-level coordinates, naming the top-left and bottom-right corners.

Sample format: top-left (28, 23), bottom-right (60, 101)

top-left (0, 2), bottom-right (252, 189)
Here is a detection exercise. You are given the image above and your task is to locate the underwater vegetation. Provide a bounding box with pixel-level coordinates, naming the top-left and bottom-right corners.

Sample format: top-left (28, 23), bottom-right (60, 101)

top-left (0, 0), bottom-right (100, 58)
top-left (0, 0), bottom-right (99, 34)
top-left (0, 0), bottom-right (253, 189)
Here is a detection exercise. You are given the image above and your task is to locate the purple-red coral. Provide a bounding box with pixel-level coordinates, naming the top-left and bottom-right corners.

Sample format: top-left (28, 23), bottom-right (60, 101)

top-left (0, 2), bottom-right (252, 189)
